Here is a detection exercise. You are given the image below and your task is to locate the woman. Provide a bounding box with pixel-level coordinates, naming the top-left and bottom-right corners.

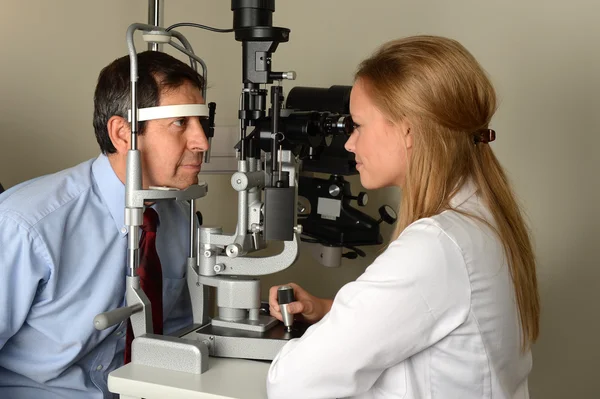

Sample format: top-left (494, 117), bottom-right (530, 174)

top-left (267, 35), bottom-right (540, 399)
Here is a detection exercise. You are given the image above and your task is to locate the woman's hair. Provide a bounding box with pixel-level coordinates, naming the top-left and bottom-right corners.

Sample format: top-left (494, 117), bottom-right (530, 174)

top-left (355, 35), bottom-right (539, 350)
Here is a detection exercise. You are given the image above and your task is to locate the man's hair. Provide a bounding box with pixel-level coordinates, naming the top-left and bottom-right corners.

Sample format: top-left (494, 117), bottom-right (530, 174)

top-left (356, 35), bottom-right (539, 351)
top-left (93, 51), bottom-right (205, 154)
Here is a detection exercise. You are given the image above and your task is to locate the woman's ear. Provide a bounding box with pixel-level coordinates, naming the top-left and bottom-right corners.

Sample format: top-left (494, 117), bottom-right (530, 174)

top-left (106, 116), bottom-right (131, 155)
top-left (403, 122), bottom-right (413, 150)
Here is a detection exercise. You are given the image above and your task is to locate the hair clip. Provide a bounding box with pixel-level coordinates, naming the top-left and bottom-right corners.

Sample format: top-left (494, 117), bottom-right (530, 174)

top-left (474, 129), bottom-right (496, 144)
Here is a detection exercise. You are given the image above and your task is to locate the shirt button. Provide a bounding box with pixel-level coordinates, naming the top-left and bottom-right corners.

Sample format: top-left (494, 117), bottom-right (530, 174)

top-left (120, 227), bottom-right (127, 234)
top-left (116, 330), bottom-right (123, 336)
top-left (96, 365), bottom-right (103, 371)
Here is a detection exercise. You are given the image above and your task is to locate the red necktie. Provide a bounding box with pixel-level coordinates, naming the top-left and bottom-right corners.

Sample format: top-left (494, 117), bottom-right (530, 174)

top-left (124, 207), bottom-right (163, 364)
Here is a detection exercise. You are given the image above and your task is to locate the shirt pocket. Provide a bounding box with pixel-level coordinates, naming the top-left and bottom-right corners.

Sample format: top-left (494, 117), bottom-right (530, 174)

top-left (161, 256), bottom-right (187, 311)
top-left (163, 275), bottom-right (186, 315)
top-left (162, 275), bottom-right (192, 334)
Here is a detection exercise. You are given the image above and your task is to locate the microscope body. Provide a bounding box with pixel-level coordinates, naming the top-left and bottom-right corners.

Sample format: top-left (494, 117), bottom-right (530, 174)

top-left (182, 151), bottom-right (303, 361)
top-left (169, 0), bottom-right (301, 361)
top-left (98, 0), bottom-right (395, 380)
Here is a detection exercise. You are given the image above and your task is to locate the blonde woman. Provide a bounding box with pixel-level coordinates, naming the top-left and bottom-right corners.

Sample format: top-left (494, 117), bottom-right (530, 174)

top-left (267, 36), bottom-right (540, 399)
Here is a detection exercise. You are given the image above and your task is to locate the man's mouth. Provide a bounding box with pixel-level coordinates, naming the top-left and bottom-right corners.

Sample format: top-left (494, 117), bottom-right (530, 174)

top-left (181, 163), bottom-right (202, 171)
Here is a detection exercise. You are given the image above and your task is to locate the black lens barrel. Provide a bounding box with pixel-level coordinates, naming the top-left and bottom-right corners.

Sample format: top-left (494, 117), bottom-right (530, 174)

top-left (232, 0), bottom-right (276, 29)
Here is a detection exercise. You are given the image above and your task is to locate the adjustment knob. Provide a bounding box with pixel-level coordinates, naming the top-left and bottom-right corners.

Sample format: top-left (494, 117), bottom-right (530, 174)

top-left (348, 192), bottom-right (368, 206)
top-left (328, 184), bottom-right (341, 197)
top-left (282, 71), bottom-right (296, 80)
top-left (356, 192), bottom-right (368, 207)
top-left (377, 205), bottom-right (397, 225)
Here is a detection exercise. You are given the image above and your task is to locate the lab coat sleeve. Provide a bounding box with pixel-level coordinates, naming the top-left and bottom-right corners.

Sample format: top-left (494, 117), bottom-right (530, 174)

top-left (267, 219), bottom-right (471, 399)
top-left (0, 214), bottom-right (50, 350)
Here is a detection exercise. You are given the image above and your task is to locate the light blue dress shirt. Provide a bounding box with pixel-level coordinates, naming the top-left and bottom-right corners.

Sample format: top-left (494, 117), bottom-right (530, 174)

top-left (0, 154), bottom-right (193, 398)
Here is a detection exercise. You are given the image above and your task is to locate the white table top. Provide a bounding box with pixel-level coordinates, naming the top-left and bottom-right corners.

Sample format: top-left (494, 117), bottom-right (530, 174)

top-left (108, 357), bottom-right (271, 399)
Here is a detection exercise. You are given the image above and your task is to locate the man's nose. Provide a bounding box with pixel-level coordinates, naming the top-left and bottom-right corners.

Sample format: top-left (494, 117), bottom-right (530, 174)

top-left (188, 118), bottom-right (210, 152)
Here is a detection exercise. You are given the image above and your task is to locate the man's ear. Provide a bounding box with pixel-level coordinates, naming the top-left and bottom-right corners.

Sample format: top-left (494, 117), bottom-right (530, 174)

top-left (107, 116), bottom-right (130, 155)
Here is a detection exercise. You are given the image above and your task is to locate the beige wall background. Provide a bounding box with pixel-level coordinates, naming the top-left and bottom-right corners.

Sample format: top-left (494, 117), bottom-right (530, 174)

top-left (1, 1), bottom-right (598, 397)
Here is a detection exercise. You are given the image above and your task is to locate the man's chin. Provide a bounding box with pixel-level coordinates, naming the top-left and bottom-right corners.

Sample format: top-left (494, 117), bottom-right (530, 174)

top-left (178, 178), bottom-right (199, 190)
top-left (162, 176), bottom-right (199, 191)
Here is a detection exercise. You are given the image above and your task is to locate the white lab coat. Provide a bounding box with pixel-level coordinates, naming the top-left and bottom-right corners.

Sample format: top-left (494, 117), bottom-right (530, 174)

top-left (267, 181), bottom-right (532, 399)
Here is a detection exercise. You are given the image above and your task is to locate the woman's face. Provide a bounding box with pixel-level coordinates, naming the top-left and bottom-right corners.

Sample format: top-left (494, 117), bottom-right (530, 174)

top-left (345, 78), bottom-right (412, 190)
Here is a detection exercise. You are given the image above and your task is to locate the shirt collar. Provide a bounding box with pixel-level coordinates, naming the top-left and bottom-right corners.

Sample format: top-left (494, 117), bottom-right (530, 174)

top-left (449, 178), bottom-right (479, 209)
top-left (92, 154), bottom-right (128, 236)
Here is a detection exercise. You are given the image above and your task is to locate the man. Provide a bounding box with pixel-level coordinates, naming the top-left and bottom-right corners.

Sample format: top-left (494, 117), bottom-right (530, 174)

top-left (0, 51), bottom-right (209, 398)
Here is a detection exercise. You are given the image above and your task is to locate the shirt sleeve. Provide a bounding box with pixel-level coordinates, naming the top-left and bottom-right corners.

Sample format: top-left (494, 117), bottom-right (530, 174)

top-left (0, 213), bottom-right (51, 350)
top-left (267, 220), bottom-right (472, 399)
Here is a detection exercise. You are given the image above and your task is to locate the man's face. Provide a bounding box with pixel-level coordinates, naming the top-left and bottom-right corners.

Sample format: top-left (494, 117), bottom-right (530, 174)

top-left (137, 81), bottom-right (209, 190)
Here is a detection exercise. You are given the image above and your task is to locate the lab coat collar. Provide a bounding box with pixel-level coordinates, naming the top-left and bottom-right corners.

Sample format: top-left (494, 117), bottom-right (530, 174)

top-left (449, 178), bottom-right (479, 209)
top-left (92, 154), bottom-right (127, 236)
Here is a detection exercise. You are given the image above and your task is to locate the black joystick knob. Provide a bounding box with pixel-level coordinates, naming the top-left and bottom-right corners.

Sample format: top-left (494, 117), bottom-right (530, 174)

top-left (277, 286), bottom-right (295, 332)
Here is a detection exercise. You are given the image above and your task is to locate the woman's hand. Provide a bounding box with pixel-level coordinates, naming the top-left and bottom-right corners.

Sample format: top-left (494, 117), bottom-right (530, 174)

top-left (269, 283), bottom-right (332, 325)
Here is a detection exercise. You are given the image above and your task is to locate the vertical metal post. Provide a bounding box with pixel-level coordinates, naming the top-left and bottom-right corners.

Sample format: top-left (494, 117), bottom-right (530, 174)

top-left (237, 160), bottom-right (249, 235)
top-left (189, 199), bottom-right (196, 258)
top-left (148, 0), bottom-right (163, 51)
top-left (130, 82), bottom-right (138, 148)
top-left (271, 85), bottom-right (282, 179)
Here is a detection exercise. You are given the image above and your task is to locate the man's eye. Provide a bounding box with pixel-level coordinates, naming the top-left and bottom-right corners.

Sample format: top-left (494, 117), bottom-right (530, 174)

top-left (173, 118), bottom-right (186, 127)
